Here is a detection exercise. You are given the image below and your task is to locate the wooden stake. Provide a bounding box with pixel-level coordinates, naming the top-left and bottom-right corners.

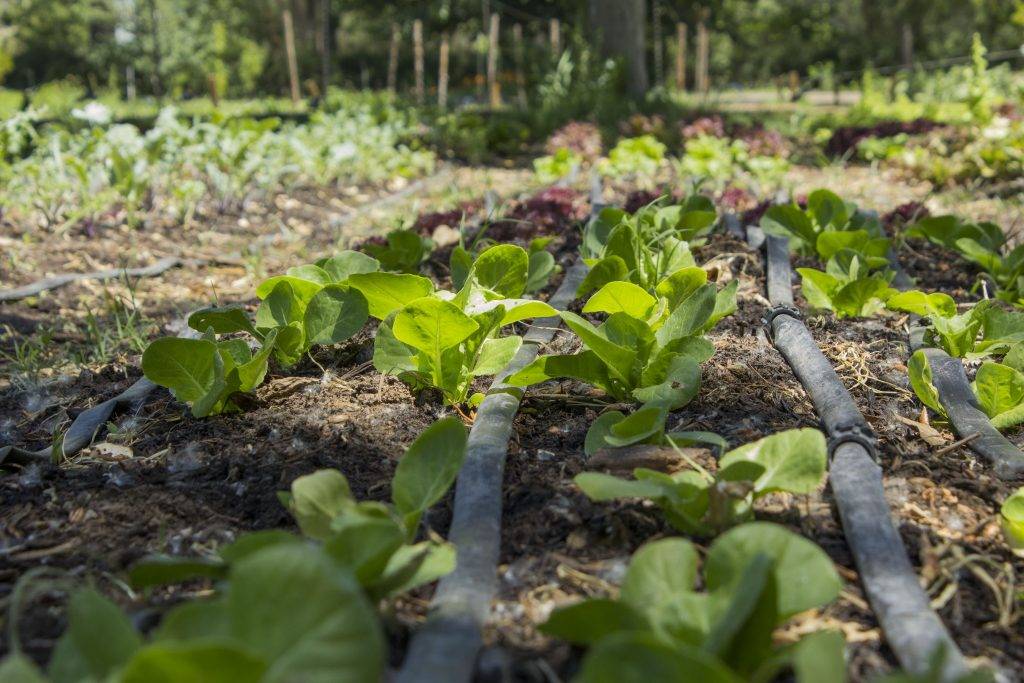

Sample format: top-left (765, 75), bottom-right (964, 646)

top-left (549, 17), bottom-right (560, 58)
top-left (675, 23), bottom-right (687, 91)
top-left (653, 1), bottom-right (663, 86)
top-left (513, 23), bottom-right (527, 108)
top-left (696, 18), bottom-right (709, 94)
top-left (387, 23), bottom-right (400, 93)
top-left (487, 13), bottom-right (501, 108)
top-left (282, 8), bottom-right (300, 104)
top-left (413, 19), bottom-right (424, 104)
top-left (438, 33), bottom-right (450, 110)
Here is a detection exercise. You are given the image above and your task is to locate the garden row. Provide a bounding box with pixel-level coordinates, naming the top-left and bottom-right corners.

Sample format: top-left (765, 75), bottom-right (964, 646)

top-left (2, 179), bottom-right (1022, 681)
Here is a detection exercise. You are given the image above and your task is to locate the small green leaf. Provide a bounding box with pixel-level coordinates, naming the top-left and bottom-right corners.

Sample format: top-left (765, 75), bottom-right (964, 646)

top-left (620, 538), bottom-right (699, 614)
top-left (540, 600), bottom-right (649, 645)
top-left (287, 470), bottom-right (354, 540)
top-left (469, 244), bottom-right (529, 298)
top-left (129, 555), bottom-right (226, 589)
top-left (55, 588), bottom-right (142, 681)
top-left (584, 281), bottom-right (658, 319)
top-left (393, 297), bottom-right (479, 354)
top-left (577, 632), bottom-right (742, 683)
top-left (188, 306), bottom-right (259, 337)
top-left (120, 643), bottom-right (266, 683)
top-left (321, 250), bottom-right (380, 282)
top-left (391, 418), bottom-right (468, 531)
top-left (472, 336), bottom-right (522, 376)
top-left (1000, 487), bottom-right (1024, 555)
top-left (908, 350), bottom-right (945, 415)
top-left (303, 284), bottom-right (369, 346)
top-left (574, 472), bottom-right (667, 501)
top-left (718, 428), bottom-right (826, 496)
top-left (348, 272), bottom-right (435, 319)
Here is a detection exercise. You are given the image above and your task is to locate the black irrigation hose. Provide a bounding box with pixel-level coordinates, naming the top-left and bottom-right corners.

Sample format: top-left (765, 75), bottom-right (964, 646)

top-left (760, 233), bottom-right (970, 681)
top-left (887, 251), bottom-right (1024, 479)
top-left (397, 181), bottom-right (601, 682)
top-left (396, 260), bottom-right (588, 683)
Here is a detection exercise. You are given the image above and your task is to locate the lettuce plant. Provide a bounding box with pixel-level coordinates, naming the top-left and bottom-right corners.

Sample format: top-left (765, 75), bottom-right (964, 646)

top-left (888, 291), bottom-right (1024, 358)
top-left (584, 402), bottom-right (728, 456)
top-left (908, 350), bottom-right (1024, 430)
top-left (797, 251), bottom-right (896, 319)
top-left (361, 244), bottom-right (557, 405)
top-left (508, 278), bottom-right (735, 409)
top-left (576, 428), bottom-right (826, 536)
top-left (599, 135), bottom-right (666, 178)
top-left (142, 251), bottom-right (378, 417)
top-left (760, 188), bottom-right (886, 257)
top-left (361, 228), bottom-right (432, 273)
top-left (2, 418), bottom-right (467, 682)
top-left (540, 523), bottom-right (843, 682)
top-left (578, 200), bottom-right (720, 298)
top-left (533, 147), bottom-right (581, 183)
top-left (1002, 487), bottom-right (1024, 556)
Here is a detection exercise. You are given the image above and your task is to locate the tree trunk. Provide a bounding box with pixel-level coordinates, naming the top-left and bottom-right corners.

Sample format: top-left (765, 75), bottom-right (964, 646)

top-left (588, 0), bottom-right (648, 98)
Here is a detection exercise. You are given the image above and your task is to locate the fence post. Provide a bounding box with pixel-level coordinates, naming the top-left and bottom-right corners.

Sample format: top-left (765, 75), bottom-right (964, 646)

top-left (387, 23), bottom-right (400, 93)
top-left (439, 33), bottom-right (450, 110)
top-left (653, 2), bottom-right (663, 87)
top-left (696, 17), bottom-right (709, 94)
top-left (487, 13), bottom-right (501, 107)
top-left (413, 19), bottom-right (424, 104)
top-left (513, 23), bottom-right (527, 108)
top-left (282, 8), bottom-right (300, 104)
top-left (549, 18), bottom-right (560, 59)
top-left (675, 23), bottom-right (687, 91)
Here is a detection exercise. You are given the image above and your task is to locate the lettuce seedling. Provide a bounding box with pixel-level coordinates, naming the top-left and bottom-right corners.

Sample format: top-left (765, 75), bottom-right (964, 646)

top-left (142, 327), bottom-right (278, 418)
top-left (361, 228), bottom-right (433, 273)
top-left (887, 291), bottom-right (993, 358)
top-left (797, 250), bottom-right (896, 319)
top-left (127, 417), bottom-right (465, 601)
top-left (1002, 487), bottom-right (1024, 556)
top-left (576, 428), bottom-right (826, 536)
top-left (508, 277), bottom-right (735, 409)
top-left (905, 215), bottom-right (1005, 255)
top-left (366, 244), bottom-right (557, 405)
top-left (908, 350), bottom-right (1024, 430)
top-left (540, 524), bottom-right (843, 682)
top-left (599, 135), bottom-right (666, 178)
top-left (760, 188), bottom-right (886, 257)
top-left (533, 147), bottom-right (581, 183)
top-left (584, 402), bottom-right (728, 456)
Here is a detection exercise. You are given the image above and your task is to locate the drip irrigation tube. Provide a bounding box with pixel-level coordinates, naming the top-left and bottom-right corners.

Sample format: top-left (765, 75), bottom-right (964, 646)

top-left (760, 233), bottom-right (969, 680)
top-left (0, 318), bottom-right (198, 469)
top-left (888, 251), bottom-right (1024, 479)
top-left (397, 179), bottom-right (602, 683)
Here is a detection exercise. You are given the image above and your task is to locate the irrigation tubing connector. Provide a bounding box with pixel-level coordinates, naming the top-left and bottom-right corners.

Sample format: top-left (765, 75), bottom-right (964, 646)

top-left (759, 228), bottom-right (970, 681)
top-left (396, 180), bottom-right (600, 683)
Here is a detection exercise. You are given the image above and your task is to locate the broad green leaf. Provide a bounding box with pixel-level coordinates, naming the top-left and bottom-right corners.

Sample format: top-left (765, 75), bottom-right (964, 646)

top-left (391, 417), bottom-right (468, 531)
top-left (303, 284), bottom-right (369, 346)
top-left (323, 509), bottom-right (406, 584)
top-left (705, 280), bottom-right (739, 331)
top-left (761, 205), bottom-right (816, 249)
top-left (392, 297), bottom-right (479, 354)
top-left (655, 284), bottom-right (716, 348)
top-left (286, 264), bottom-right (333, 285)
top-left (469, 244), bottom-right (529, 298)
top-left (832, 277), bottom-right (895, 318)
top-left (540, 600), bottom-right (649, 645)
top-left (53, 588), bottom-right (141, 681)
top-left (980, 308), bottom-right (1024, 352)
top-left (577, 256), bottom-right (630, 298)
top-left (370, 541), bottom-right (456, 599)
top-left (120, 643), bottom-right (265, 683)
top-left (236, 328), bottom-right (278, 392)
top-left (1001, 487), bottom-right (1024, 555)
top-left (620, 538), bottom-right (699, 614)
top-left (584, 410), bottom-right (626, 456)
top-left (584, 281), bottom-right (657, 319)
top-left (506, 351), bottom-right (617, 396)
top-left (887, 290), bottom-right (958, 319)
top-left (561, 311), bottom-right (637, 384)
top-left (256, 280), bottom-right (305, 329)
top-left (718, 428), bottom-right (826, 496)
top-left (321, 251), bottom-right (380, 282)
top-left (128, 555), bottom-right (226, 589)
top-left (526, 250), bottom-right (556, 293)
top-left (152, 600), bottom-right (230, 643)
top-left (227, 544), bottom-right (384, 681)
top-left (704, 522), bottom-right (841, 620)
top-left (796, 268), bottom-right (840, 312)
top-left (808, 189), bottom-right (848, 230)
top-left (188, 306), bottom-right (259, 337)
top-left (0, 655), bottom-right (46, 683)
top-left (371, 318), bottom-right (417, 375)
top-left (655, 267), bottom-right (708, 310)
top-left (472, 336), bottom-right (522, 376)
top-left (348, 272), bottom-right (435, 320)
top-left (606, 404), bottom-right (668, 447)
top-left (287, 470), bottom-right (353, 540)
top-left (632, 355), bottom-right (701, 409)
top-left (577, 632), bottom-right (742, 683)
top-left (574, 472), bottom-right (667, 501)
top-left (219, 530), bottom-right (302, 564)
top-left (255, 275), bottom-right (323, 302)
top-left (703, 552), bottom-right (776, 667)
top-left (908, 350), bottom-right (945, 415)
top-left (142, 338), bottom-right (219, 405)
top-left (973, 362), bottom-right (1024, 429)
top-left (449, 246), bottom-right (473, 291)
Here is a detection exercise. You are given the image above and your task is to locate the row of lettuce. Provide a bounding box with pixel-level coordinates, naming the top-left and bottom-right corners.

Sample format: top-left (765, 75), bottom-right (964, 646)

top-left (4, 192), bottom-right (1011, 681)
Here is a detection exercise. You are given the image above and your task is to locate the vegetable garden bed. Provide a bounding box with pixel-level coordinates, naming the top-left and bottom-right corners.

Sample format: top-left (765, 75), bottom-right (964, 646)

top-left (1, 167), bottom-right (1023, 682)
